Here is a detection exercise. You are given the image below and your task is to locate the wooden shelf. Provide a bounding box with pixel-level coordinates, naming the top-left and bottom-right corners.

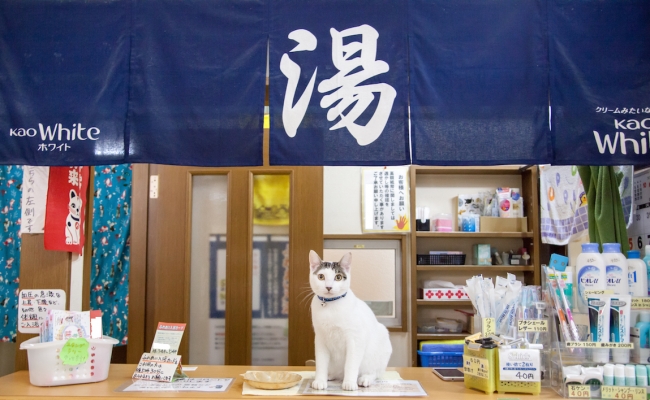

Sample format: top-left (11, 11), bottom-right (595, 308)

top-left (416, 231), bottom-right (533, 238)
top-left (413, 166), bottom-right (524, 175)
top-left (409, 165), bottom-right (540, 366)
top-left (416, 300), bottom-right (472, 307)
top-left (416, 264), bottom-right (535, 272)
top-left (416, 332), bottom-right (470, 340)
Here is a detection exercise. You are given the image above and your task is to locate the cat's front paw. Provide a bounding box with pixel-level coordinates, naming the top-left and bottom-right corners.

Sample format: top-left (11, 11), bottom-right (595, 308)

top-left (311, 379), bottom-right (328, 390)
top-left (341, 379), bottom-right (359, 391)
top-left (358, 374), bottom-right (376, 387)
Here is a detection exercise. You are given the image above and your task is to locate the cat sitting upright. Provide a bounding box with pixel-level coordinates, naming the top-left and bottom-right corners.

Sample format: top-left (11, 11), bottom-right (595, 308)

top-left (308, 250), bottom-right (392, 391)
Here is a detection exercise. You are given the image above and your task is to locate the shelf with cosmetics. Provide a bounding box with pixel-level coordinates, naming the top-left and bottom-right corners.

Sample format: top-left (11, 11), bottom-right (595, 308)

top-left (409, 165), bottom-right (541, 366)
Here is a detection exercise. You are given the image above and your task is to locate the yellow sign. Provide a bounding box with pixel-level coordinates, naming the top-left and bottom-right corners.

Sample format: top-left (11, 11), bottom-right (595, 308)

top-left (601, 385), bottom-right (646, 400)
top-left (463, 355), bottom-right (489, 379)
top-left (567, 384), bottom-right (591, 398)
top-left (566, 341), bottom-right (634, 349)
top-left (517, 319), bottom-right (548, 332)
top-left (631, 297), bottom-right (650, 310)
top-left (482, 318), bottom-right (495, 336)
top-left (583, 289), bottom-right (614, 299)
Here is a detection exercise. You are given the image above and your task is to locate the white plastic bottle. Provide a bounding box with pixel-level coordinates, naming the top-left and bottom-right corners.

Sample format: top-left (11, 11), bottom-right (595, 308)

top-left (644, 245), bottom-right (650, 296)
top-left (577, 243), bottom-right (607, 313)
top-left (628, 250), bottom-right (648, 297)
top-left (604, 243), bottom-right (629, 295)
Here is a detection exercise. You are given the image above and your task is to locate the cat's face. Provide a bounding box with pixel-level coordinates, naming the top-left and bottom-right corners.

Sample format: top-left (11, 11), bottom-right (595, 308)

top-left (309, 250), bottom-right (351, 298)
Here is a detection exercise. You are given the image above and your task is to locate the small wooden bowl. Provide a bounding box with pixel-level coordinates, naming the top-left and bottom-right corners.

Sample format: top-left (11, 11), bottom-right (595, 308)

top-left (242, 371), bottom-right (302, 390)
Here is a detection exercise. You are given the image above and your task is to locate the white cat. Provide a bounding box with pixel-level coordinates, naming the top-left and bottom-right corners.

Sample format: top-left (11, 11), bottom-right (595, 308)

top-left (309, 250), bottom-right (392, 391)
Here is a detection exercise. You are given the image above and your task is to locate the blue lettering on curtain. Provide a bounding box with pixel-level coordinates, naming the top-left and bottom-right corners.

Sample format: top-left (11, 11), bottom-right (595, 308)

top-left (0, 0), bottom-right (130, 166)
top-left (549, 0), bottom-right (650, 165)
top-left (269, 0), bottom-right (410, 166)
top-left (0, 166), bottom-right (22, 342)
top-left (409, 0), bottom-right (551, 166)
top-left (127, 0), bottom-right (267, 166)
top-left (90, 165), bottom-right (131, 345)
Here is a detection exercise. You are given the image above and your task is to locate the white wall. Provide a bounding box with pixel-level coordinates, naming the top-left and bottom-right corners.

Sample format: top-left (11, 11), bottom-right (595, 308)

top-left (324, 167), bottom-right (411, 367)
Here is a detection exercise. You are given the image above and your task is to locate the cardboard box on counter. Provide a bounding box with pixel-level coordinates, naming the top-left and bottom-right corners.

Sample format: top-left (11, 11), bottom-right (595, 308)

top-left (479, 216), bottom-right (528, 233)
top-left (418, 287), bottom-right (469, 301)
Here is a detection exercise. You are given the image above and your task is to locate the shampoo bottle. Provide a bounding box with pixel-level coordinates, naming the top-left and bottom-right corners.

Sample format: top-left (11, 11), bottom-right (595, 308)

top-left (577, 243), bottom-right (607, 313)
top-left (627, 250), bottom-right (648, 297)
top-left (644, 245), bottom-right (650, 296)
top-left (632, 312), bottom-right (650, 365)
top-left (604, 243), bottom-right (628, 295)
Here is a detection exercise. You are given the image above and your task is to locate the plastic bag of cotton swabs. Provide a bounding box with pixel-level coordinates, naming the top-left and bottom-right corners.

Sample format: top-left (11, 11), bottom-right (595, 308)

top-left (466, 274), bottom-right (522, 337)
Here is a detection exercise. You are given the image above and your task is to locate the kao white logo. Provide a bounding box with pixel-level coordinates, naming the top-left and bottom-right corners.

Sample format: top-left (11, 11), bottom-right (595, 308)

top-left (9, 123), bottom-right (100, 141)
top-left (10, 123), bottom-right (100, 152)
top-left (281, 24), bottom-right (396, 146)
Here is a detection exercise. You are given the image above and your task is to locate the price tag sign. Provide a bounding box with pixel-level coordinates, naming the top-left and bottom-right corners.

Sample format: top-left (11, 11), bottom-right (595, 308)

top-left (567, 384), bottom-right (591, 398)
top-left (583, 289), bottom-right (613, 299)
top-left (463, 355), bottom-right (489, 379)
top-left (517, 319), bottom-right (548, 332)
top-left (631, 297), bottom-right (650, 310)
top-left (566, 342), bottom-right (634, 349)
top-left (601, 385), bottom-right (646, 400)
top-left (482, 318), bottom-right (495, 336)
top-left (498, 348), bottom-right (540, 382)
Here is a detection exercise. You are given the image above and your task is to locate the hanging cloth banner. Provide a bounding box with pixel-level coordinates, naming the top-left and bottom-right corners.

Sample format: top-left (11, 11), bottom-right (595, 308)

top-left (549, 0), bottom-right (650, 166)
top-left (44, 166), bottom-right (90, 255)
top-left (409, 0), bottom-right (551, 166)
top-left (127, 0), bottom-right (267, 166)
top-left (268, 0), bottom-right (410, 166)
top-left (0, 0), bottom-right (130, 166)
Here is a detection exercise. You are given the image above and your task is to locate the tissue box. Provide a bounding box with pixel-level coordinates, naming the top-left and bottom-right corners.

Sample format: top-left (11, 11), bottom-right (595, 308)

top-left (419, 287), bottom-right (469, 301)
top-left (479, 217), bottom-right (528, 233)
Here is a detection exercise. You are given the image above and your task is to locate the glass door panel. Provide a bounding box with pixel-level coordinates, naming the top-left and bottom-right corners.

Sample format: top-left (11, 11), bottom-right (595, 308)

top-left (251, 174), bottom-right (290, 366)
top-left (189, 174), bottom-right (228, 365)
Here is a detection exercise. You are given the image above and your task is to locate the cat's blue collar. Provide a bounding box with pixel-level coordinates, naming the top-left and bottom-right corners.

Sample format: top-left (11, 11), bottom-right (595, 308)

top-left (317, 292), bottom-right (347, 306)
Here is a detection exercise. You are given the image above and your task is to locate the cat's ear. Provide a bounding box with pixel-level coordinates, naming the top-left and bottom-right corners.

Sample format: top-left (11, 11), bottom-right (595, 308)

top-left (339, 252), bottom-right (352, 273)
top-left (309, 250), bottom-right (322, 273)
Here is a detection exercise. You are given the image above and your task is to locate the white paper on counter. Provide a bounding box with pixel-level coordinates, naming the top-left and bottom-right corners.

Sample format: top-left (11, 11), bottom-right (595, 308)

top-left (122, 377), bottom-right (232, 392)
top-left (242, 371), bottom-right (402, 396)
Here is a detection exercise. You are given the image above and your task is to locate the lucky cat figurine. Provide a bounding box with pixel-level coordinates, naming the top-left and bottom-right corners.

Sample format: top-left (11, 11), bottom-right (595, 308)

top-left (308, 250), bottom-right (392, 391)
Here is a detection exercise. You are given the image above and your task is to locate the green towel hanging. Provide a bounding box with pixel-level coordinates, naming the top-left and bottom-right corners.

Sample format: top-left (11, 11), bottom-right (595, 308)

top-left (577, 166), bottom-right (629, 256)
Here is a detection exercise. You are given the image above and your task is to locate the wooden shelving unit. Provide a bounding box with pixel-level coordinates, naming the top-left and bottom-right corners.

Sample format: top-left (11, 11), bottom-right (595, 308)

top-left (409, 165), bottom-right (540, 366)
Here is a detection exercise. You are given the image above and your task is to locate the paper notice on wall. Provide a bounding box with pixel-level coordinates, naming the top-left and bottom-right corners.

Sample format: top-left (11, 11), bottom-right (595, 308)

top-left (20, 166), bottom-right (49, 234)
top-left (18, 289), bottom-right (66, 333)
top-left (361, 167), bottom-right (410, 233)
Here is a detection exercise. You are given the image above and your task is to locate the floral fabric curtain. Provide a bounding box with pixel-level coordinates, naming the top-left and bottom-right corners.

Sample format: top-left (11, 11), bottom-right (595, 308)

top-left (90, 165), bottom-right (131, 345)
top-left (0, 166), bottom-right (22, 342)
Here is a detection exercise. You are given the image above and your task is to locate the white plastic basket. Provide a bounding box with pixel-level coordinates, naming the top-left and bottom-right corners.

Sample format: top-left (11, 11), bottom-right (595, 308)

top-left (20, 336), bottom-right (118, 386)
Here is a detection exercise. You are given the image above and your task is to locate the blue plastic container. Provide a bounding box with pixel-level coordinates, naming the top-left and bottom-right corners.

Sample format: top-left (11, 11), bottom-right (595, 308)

top-left (417, 350), bottom-right (464, 367)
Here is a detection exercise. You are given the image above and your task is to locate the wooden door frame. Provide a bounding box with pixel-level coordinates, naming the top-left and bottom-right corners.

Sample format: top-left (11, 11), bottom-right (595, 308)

top-left (128, 164), bottom-right (322, 366)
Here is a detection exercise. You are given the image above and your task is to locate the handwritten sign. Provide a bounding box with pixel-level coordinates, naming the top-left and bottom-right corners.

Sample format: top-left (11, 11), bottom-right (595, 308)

top-left (631, 297), bottom-right (650, 310)
top-left (482, 318), bottom-right (495, 336)
top-left (567, 384), bottom-right (591, 398)
top-left (18, 289), bottom-right (66, 333)
top-left (566, 342), bottom-right (634, 349)
top-left (601, 385), bottom-right (646, 400)
top-left (150, 322), bottom-right (186, 355)
top-left (133, 353), bottom-right (182, 383)
top-left (463, 355), bottom-right (490, 379)
top-left (60, 338), bottom-right (89, 366)
top-left (517, 319), bottom-right (548, 332)
top-left (498, 348), bottom-right (540, 382)
top-left (20, 166), bottom-right (49, 234)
